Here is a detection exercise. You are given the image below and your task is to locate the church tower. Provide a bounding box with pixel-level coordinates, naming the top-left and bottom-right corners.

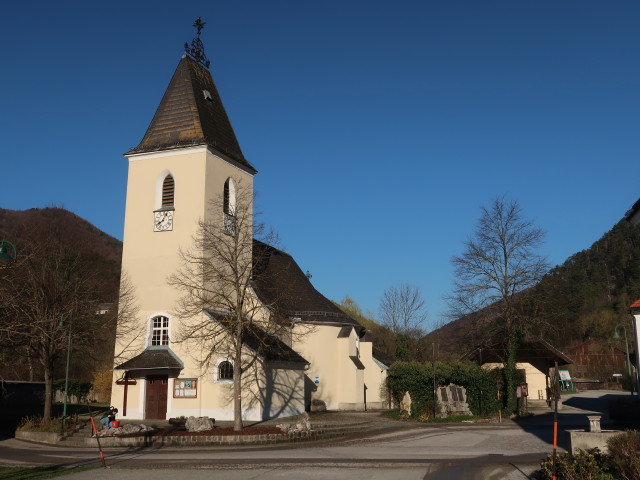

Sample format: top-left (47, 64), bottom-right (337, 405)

top-left (111, 21), bottom-right (256, 420)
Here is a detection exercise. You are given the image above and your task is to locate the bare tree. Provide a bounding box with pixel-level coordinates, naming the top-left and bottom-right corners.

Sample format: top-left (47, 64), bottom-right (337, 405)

top-left (169, 181), bottom-right (295, 431)
top-left (379, 284), bottom-right (428, 335)
top-left (0, 220), bottom-right (101, 419)
top-left (109, 272), bottom-right (143, 363)
top-left (379, 284), bottom-right (428, 361)
top-left (447, 195), bottom-right (548, 414)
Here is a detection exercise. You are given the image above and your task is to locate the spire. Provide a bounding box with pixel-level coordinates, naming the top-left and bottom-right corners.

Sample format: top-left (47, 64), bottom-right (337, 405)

top-left (127, 21), bottom-right (256, 174)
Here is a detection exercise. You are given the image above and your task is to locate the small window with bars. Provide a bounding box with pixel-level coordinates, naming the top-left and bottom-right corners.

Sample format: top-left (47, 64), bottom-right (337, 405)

top-left (162, 175), bottom-right (175, 207)
top-left (151, 316), bottom-right (169, 346)
top-left (223, 213), bottom-right (236, 236)
top-left (217, 360), bottom-right (233, 382)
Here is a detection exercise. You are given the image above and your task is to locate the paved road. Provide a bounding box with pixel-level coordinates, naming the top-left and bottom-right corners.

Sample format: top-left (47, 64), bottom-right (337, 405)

top-left (0, 390), bottom-right (630, 479)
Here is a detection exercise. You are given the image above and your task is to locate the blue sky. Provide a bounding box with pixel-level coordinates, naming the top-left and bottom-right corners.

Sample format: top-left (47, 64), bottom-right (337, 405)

top-left (1, 1), bottom-right (638, 327)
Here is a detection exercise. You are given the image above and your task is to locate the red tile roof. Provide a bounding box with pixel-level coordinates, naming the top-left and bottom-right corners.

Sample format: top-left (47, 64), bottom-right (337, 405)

top-left (630, 299), bottom-right (640, 309)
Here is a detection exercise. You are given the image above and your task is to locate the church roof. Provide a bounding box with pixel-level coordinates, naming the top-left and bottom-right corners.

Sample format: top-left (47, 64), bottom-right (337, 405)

top-left (252, 240), bottom-right (362, 329)
top-left (204, 310), bottom-right (309, 367)
top-left (127, 55), bottom-right (256, 174)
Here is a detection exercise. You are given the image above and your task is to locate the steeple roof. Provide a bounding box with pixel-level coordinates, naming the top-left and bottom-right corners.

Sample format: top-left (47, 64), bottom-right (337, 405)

top-left (127, 55), bottom-right (256, 174)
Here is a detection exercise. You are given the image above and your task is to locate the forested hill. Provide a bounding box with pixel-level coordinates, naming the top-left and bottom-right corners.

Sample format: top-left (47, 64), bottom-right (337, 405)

top-left (537, 218), bottom-right (640, 347)
top-left (0, 207), bottom-right (122, 299)
top-left (428, 216), bottom-right (640, 357)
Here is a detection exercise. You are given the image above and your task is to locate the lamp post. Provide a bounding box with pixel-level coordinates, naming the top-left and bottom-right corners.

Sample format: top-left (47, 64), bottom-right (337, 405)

top-left (613, 324), bottom-right (634, 396)
top-left (58, 320), bottom-right (73, 432)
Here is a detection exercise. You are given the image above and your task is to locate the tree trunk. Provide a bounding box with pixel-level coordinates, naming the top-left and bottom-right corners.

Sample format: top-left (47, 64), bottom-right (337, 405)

top-left (504, 331), bottom-right (520, 416)
top-left (43, 366), bottom-right (53, 419)
top-left (233, 345), bottom-right (243, 431)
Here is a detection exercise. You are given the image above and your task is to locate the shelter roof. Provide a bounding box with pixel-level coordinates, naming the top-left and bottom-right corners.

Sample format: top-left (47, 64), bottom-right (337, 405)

top-left (460, 337), bottom-right (573, 367)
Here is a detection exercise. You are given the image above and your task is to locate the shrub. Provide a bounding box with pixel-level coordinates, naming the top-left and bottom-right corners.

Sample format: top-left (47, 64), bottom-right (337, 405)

top-left (310, 399), bottom-right (327, 412)
top-left (538, 448), bottom-right (614, 480)
top-left (53, 379), bottom-right (92, 403)
top-left (607, 430), bottom-right (640, 480)
top-left (91, 370), bottom-right (113, 402)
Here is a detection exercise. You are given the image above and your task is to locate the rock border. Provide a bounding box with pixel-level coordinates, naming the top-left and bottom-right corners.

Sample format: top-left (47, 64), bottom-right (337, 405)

top-left (15, 428), bottom-right (344, 448)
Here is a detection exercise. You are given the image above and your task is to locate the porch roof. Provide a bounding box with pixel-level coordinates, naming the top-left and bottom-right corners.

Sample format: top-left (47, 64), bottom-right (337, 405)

top-left (115, 346), bottom-right (184, 372)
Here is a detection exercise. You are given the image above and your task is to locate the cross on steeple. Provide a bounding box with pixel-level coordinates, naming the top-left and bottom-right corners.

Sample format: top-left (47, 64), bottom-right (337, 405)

top-left (194, 17), bottom-right (206, 36)
top-left (184, 17), bottom-right (211, 68)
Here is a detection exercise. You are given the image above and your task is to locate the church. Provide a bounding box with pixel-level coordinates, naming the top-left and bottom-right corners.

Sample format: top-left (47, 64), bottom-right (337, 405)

top-left (109, 23), bottom-right (388, 421)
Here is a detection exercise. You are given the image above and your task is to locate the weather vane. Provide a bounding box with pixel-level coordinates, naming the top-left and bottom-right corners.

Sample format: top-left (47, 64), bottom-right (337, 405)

top-left (184, 17), bottom-right (211, 68)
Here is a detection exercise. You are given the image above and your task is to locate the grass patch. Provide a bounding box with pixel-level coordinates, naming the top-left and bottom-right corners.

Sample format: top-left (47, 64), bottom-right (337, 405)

top-left (381, 410), bottom-right (405, 420)
top-left (17, 416), bottom-right (95, 434)
top-left (2, 403), bottom-right (110, 436)
top-left (426, 414), bottom-right (481, 422)
top-left (14, 404), bottom-right (109, 435)
top-left (0, 466), bottom-right (95, 479)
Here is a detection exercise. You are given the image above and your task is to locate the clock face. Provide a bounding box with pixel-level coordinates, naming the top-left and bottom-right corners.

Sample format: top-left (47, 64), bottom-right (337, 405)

top-left (154, 210), bottom-right (174, 231)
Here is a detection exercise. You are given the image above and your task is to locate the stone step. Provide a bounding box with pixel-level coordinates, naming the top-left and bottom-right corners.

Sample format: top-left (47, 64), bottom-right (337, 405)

top-left (61, 420), bottom-right (100, 441)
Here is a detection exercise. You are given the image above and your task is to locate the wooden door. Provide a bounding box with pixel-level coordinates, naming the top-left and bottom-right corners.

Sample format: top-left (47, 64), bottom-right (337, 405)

top-left (145, 375), bottom-right (168, 419)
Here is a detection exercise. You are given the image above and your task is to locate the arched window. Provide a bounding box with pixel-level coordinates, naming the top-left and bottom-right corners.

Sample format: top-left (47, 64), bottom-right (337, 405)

top-left (223, 178), bottom-right (235, 215)
top-left (215, 359), bottom-right (234, 382)
top-left (223, 178), bottom-right (236, 236)
top-left (162, 174), bottom-right (175, 207)
top-left (150, 315), bottom-right (169, 346)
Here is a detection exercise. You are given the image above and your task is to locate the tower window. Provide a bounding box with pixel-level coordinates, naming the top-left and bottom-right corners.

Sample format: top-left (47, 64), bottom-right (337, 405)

top-left (223, 178), bottom-right (235, 215)
top-left (223, 178), bottom-right (236, 236)
top-left (151, 315), bottom-right (169, 346)
top-left (162, 175), bottom-right (175, 207)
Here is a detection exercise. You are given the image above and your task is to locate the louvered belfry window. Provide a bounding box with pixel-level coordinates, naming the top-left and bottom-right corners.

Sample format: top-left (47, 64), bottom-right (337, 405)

top-left (223, 179), bottom-right (232, 214)
top-left (223, 178), bottom-right (236, 236)
top-left (162, 175), bottom-right (175, 207)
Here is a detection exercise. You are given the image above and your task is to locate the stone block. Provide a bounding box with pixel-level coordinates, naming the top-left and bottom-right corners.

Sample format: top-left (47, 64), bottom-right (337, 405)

top-left (567, 430), bottom-right (622, 454)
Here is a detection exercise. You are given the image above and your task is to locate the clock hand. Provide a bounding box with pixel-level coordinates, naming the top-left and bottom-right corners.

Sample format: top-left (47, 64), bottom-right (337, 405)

top-left (155, 211), bottom-right (167, 226)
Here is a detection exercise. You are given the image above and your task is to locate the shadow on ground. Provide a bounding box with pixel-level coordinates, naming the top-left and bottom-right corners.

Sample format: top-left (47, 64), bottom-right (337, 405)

top-left (512, 391), bottom-right (638, 452)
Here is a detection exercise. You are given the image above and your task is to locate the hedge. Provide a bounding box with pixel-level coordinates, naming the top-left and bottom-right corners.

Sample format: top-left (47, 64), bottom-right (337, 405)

top-left (386, 361), bottom-right (523, 418)
top-left (53, 379), bottom-right (92, 402)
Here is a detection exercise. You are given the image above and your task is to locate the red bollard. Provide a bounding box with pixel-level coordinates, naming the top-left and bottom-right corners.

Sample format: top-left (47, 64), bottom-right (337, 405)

top-left (90, 416), bottom-right (107, 468)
